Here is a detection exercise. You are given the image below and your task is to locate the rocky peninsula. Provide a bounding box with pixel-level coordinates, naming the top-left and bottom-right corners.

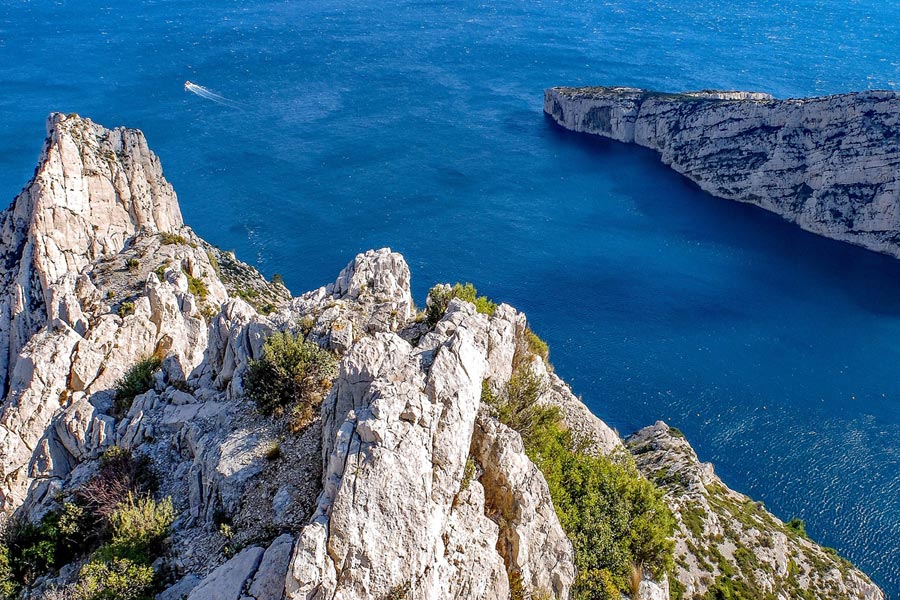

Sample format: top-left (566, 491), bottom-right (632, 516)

top-left (544, 86), bottom-right (900, 258)
top-left (0, 114), bottom-right (884, 599)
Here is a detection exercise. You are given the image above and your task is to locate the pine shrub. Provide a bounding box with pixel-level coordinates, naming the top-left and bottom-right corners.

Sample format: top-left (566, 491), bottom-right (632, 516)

top-left (244, 332), bottom-right (337, 425)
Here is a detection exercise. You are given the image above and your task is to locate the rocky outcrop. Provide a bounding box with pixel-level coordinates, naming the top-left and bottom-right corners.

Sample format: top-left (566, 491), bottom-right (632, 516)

top-left (544, 86), bottom-right (900, 258)
top-left (0, 114), bottom-right (290, 514)
top-left (628, 423), bottom-right (883, 600)
top-left (284, 299), bottom-right (576, 600)
top-left (0, 114), bottom-right (885, 600)
top-left (0, 113), bottom-right (182, 398)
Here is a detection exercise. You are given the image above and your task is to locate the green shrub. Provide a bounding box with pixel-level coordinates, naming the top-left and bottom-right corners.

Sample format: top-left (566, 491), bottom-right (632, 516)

top-left (0, 460), bottom-right (165, 600)
top-left (159, 232), bottom-right (187, 245)
top-left (117, 301), bottom-right (135, 318)
top-left (508, 570), bottom-right (527, 600)
top-left (2, 501), bottom-right (93, 587)
top-left (97, 495), bottom-right (173, 565)
top-left (426, 285), bottom-right (454, 324)
top-left (185, 272), bottom-right (208, 299)
top-left (529, 425), bottom-right (675, 597)
top-left (482, 371), bottom-right (559, 447)
top-left (701, 574), bottom-right (756, 600)
top-left (425, 282), bottom-right (497, 325)
top-left (244, 332), bottom-right (337, 422)
top-left (235, 287), bottom-right (260, 302)
top-left (78, 557), bottom-right (155, 600)
top-left (460, 457), bottom-right (477, 493)
top-left (153, 263), bottom-right (168, 281)
top-left (68, 495), bottom-right (173, 598)
top-left (450, 282), bottom-right (497, 317)
top-left (125, 258), bottom-right (140, 271)
top-left (272, 273), bottom-right (285, 286)
top-left (484, 363), bottom-right (675, 599)
top-left (786, 518), bottom-right (807, 538)
top-left (114, 356), bottom-right (162, 415)
top-left (524, 328), bottom-right (549, 363)
top-left (206, 251), bottom-right (221, 277)
top-left (0, 545), bottom-right (14, 599)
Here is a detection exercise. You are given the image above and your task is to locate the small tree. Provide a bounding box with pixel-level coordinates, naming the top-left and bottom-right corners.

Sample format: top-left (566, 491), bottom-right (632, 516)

top-left (244, 332), bottom-right (337, 423)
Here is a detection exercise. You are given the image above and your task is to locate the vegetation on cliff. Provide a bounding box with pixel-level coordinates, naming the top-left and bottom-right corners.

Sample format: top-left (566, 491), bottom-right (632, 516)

top-left (0, 448), bottom-right (171, 599)
top-left (426, 282), bottom-right (497, 324)
top-left (245, 331), bottom-right (337, 429)
top-left (114, 356), bottom-right (162, 415)
top-left (483, 333), bottom-right (675, 599)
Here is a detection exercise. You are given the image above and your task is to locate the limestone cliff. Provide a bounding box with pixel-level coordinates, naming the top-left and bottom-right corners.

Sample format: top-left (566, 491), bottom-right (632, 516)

top-left (0, 114), bottom-right (884, 600)
top-left (544, 86), bottom-right (900, 258)
top-left (628, 424), bottom-right (882, 600)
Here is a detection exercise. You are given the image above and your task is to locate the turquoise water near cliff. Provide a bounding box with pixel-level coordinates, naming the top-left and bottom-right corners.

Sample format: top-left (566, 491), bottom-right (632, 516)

top-left (2, 0), bottom-right (900, 593)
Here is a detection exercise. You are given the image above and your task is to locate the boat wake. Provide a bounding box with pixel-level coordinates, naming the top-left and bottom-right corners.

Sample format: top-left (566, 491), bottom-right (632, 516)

top-left (184, 81), bottom-right (243, 109)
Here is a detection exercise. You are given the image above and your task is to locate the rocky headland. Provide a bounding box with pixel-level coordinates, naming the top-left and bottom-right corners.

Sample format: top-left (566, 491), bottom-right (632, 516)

top-left (0, 114), bottom-right (884, 599)
top-left (544, 86), bottom-right (900, 258)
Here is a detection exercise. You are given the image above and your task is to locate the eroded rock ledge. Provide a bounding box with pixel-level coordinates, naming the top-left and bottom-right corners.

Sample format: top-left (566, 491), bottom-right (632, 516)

top-left (544, 86), bottom-right (900, 258)
top-left (0, 114), bottom-right (884, 600)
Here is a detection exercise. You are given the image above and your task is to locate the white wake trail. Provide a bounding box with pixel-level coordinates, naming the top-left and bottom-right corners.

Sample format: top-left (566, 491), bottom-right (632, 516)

top-left (184, 81), bottom-right (243, 109)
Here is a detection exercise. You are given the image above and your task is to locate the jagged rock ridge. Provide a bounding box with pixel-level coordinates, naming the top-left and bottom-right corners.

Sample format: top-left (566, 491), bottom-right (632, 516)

top-left (544, 86), bottom-right (900, 259)
top-left (0, 114), bottom-right (885, 600)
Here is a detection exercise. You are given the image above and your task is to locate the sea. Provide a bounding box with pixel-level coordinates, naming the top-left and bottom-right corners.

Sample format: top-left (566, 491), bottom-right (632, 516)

top-left (1, 0), bottom-right (899, 594)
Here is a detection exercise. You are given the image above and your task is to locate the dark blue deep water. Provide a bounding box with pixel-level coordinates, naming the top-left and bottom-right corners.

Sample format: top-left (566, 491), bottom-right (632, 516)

top-left (2, 0), bottom-right (900, 594)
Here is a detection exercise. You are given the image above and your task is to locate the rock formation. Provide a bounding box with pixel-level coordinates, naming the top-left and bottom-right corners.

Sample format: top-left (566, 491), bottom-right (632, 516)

top-left (0, 114), bottom-right (884, 600)
top-left (544, 86), bottom-right (900, 258)
top-left (628, 423), bottom-right (883, 600)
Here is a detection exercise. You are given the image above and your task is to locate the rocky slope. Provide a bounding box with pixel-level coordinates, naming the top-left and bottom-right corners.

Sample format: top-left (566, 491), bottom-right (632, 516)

top-left (544, 86), bottom-right (900, 258)
top-left (0, 114), bottom-right (884, 600)
top-left (628, 424), bottom-right (883, 600)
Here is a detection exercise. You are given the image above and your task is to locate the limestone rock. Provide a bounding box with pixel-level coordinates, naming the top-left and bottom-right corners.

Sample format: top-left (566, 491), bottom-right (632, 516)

top-left (286, 301), bottom-right (578, 599)
top-left (158, 574), bottom-right (201, 600)
top-left (628, 422), bottom-right (884, 600)
top-left (472, 415), bottom-right (575, 598)
top-left (187, 545), bottom-right (264, 600)
top-left (247, 533), bottom-right (294, 600)
top-left (0, 113), bottom-right (182, 396)
top-left (545, 86), bottom-right (900, 259)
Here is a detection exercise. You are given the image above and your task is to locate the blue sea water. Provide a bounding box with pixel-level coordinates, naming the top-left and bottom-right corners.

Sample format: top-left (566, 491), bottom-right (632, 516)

top-left (2, 0), bottom-right (900, 594)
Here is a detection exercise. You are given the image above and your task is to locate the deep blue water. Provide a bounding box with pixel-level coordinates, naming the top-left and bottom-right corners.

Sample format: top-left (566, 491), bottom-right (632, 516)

top-left (2, 0), bottom-right (900, 594)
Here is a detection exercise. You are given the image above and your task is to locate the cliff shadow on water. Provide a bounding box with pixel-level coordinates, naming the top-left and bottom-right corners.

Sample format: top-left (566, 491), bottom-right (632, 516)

top-left (542, 113), bottom-right (900, 318)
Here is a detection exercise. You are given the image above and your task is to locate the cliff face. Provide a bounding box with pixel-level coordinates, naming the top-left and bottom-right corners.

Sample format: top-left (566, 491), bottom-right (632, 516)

top-left (544, 86), bottom-right (900, 258)
top-left (628, 424), bottom-right (883, 600)
top-left (0, 115), bottom-right (884, 600)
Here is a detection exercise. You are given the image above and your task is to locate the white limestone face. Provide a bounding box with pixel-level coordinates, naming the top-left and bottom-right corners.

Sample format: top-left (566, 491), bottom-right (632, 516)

top-left (545, 86), bottom-right (900, 259)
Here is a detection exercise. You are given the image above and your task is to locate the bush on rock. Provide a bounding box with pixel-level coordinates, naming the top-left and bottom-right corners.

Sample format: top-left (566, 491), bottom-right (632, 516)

top-left (426, 282), bottom-right (497, 325)
top-left (483, 331), bottom-right (675, 599)
top-left (245, 331), bottom-right (337, 429)
top-left (114, 355), bottom-right (162, 415)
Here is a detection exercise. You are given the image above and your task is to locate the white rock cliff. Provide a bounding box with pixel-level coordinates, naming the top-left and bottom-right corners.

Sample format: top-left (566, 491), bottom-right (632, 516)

top-left (544, 86), bottom-right (900, 258)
